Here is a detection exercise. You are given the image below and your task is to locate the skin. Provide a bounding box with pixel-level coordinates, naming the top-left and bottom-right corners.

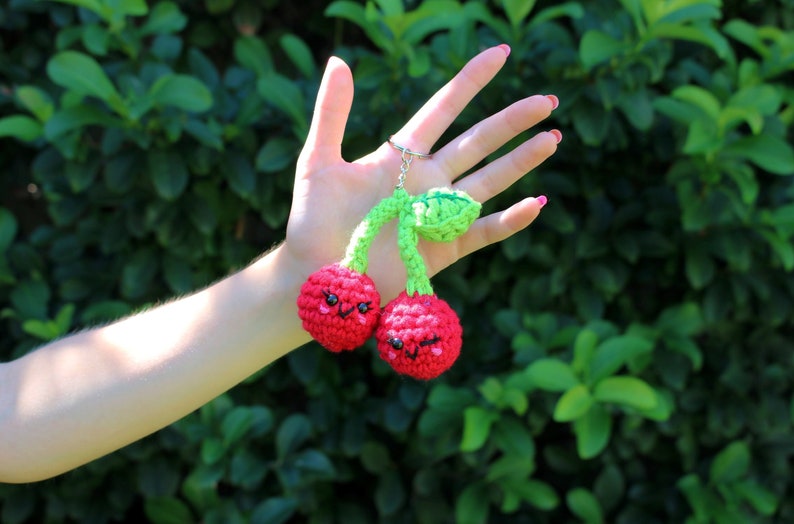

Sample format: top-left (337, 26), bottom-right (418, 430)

top-left (0, 45), bottom-right (560, 483)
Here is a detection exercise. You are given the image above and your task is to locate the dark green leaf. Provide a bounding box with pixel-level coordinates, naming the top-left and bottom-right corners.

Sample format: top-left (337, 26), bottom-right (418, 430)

top-left (221, 406), bottom-right (254, 447)
top-left (566, 488), bottom-right (604, 524)
top-left (460, 406), bottom-right (497, 452)
top-left (104, 152), bottom-right (139, 193)
top-left (656, 302), bottom-right (704, 337)
top-left (361, 441), bottom-right (392, 474)
top-left (502, 0), bottom-right (536, 26)
top-left (139, 1), bottom-right (187, 35)
top-left (572, 329), bottom-right (598, 376)
top-left (65, 159), bottom-right (99, 193)
top-left (150, 35), bottom-right (183, 62)
top-left (229, 449), bottom-right (267, 488)
top-left (200, 437), bottom-right (225, 465)
top-left (44, 105), bottom-right (120, 140)
top-left (514, 479), bottom-right (559, 510)
top-left (80, 301), bottom-right (131, 324)
top-left (46, 50), bottom-right (120, 103)
top-left (294, 449), bottom-right (336, 478)
top-left (22, 319), bottom-right (61, 341)
top-left (672, 85), bottom-right (721, 120)
top-left (455, 482), bottom-right (489, 524)
top-left (375, 470), bottom-right (405, 517)
top-left (255, 138), bottom-right (297, 172)
top-left (276, 413), bottom-right (312, 458)
top-left (251, 498), bottom-right (297, 524)
top-left (148, 149), bottom-right (189, 200)
top-left (149, 74), bottom-right (213, 113)
top-left (491, 417), bottom-right (536, 460)
top-left (0, 207), bottom-right (18, 253)
top-left (593, 464), bottom-right (625, 512)
top-left (617, 88), bottom-right (654, 130)
top-left (280, 33), bottom-right (315, 78)
top-left (0, 115), bottom-right (42, 141)
top-left (723, 134), bottom-right (794, 175)
top-left (15, 85), bottom-right (54, 121)
top-left (120, 248), bottom-right (159, 300)
top-left (525, 358), bottom-right (579, 392)
top-left (572, 103), bottom-right (611, 145)
top-left (234, 36), bottom-right (273, 76)
top-left (10, 278), bottom-right (50, 320)
top-left (735, 480), bottom-right (778, 516)
top-left (287, 345), bottom-right (318, 384)
top-left (685, 245), bottom-right (715, 289)
top-left (184, 119), bottom-right (223, 150)
top-left (710, 441), bottom-right (751, 484)
top-left (573, 404), bottom-right (612, 459)
top-left (723, 19), bottom-right (766, 55)
top-left (81, 23), bottom-right (108, 55)
top-left (143, 496), bottom-right (193, 524)
top-left (553, 384), bottom-right (593, 422)
top-left (257, 72), bottom-right (307, 131)
top-left (579, 30), bottom-right (627, 69)
top-left (589, 335), bottom-right (655, 383)
top-left (593, 376), bottom-right (658, 410)
top-left (222, 151), bottom-right (256, 199)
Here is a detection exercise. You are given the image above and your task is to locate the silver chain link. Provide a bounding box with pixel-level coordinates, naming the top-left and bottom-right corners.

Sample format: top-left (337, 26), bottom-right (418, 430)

top-left (396, 150), bottom-right (414, 189)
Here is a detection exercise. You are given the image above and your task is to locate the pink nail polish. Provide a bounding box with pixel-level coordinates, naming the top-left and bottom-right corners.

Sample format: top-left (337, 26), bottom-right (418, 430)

top-left (549, 129), bottom-right (562, 143)
top-left (537, 195), bottom-right (548, 208)
top-left (546, 94), bottom-right (559, 110)
top-left (498, 44), bottom-right (511, 57)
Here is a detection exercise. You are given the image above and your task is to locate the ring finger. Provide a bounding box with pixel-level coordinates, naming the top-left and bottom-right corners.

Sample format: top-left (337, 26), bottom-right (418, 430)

top-left (435, 94), bottom-right (556, 178)
top-left (452, 129), bottom-right (561, 204)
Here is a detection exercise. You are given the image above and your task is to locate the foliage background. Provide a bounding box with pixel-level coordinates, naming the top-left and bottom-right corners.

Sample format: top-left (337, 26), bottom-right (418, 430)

top-left (1, 0), bottom-right (794, 522)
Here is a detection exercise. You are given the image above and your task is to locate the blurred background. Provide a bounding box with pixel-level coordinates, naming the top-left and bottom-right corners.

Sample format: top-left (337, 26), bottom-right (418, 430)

top-left (1, 0), bottom-right (793, 522)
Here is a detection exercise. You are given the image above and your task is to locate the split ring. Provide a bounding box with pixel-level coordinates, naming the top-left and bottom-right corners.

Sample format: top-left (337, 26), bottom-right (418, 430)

top-left (388, 136), bottom-right (432, 159)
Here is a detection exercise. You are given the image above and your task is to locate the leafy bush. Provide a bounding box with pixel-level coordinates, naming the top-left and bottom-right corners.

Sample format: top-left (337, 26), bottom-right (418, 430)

top-left (1, 0), bottom-right (794, 522)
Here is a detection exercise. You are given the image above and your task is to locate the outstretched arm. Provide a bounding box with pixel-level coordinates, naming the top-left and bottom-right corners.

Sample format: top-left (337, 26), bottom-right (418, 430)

top-left (0, 45), bottom-right (560, 483)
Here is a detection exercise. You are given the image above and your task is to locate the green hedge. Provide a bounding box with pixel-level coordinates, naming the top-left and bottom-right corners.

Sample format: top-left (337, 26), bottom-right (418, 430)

top-left (2, 0), bottom-right (794, 522)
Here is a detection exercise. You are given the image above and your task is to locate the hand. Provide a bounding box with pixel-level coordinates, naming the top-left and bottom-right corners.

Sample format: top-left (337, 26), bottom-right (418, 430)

top-left (284, 45), bottom-right (560, 301)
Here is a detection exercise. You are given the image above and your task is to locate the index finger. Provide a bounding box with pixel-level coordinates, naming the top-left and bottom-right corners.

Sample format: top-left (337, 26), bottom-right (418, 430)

top-left (387, 45), bottom-right (511, 156)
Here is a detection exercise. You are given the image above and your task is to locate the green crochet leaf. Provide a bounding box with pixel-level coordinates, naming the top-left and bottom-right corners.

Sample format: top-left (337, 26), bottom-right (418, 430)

top-left (411, 188), bottom-right (481, 242)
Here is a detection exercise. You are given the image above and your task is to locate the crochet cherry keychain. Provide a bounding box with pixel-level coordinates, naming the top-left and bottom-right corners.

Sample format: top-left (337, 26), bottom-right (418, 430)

top-left (297, 138), bottom-right (481, 379)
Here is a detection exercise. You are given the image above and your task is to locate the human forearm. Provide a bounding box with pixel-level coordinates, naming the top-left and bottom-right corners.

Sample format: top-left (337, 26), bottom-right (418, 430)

top-left (0, 244), bottom-right (309, 483)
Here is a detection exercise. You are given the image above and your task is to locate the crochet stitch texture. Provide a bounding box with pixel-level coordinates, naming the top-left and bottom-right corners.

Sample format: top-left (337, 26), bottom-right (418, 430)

top-left (297, 185), bottom-right (481, 379)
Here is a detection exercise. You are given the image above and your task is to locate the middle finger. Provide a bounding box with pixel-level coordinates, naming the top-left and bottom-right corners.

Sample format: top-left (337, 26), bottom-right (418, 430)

top-left (435, 94), bottom-right (557, 178)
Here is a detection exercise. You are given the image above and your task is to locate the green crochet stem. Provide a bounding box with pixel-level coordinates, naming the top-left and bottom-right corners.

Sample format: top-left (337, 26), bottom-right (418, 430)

top-left (341, 186), bottom-right (479, 296)
top-left (398, 204), bottom-right (434, 296)
top-left (341, 189), bottom-right (406, 274)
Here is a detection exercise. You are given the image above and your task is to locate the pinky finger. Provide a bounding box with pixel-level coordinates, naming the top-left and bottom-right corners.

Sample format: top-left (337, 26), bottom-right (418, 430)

top-left (456, 195), bottom-right (547, 260)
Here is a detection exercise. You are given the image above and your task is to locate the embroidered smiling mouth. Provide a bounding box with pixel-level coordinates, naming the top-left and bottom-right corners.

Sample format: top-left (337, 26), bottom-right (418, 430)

top-left (389, 335), bottom-right (442, 360)
top-left (338, 304), bottom-right (355, 318)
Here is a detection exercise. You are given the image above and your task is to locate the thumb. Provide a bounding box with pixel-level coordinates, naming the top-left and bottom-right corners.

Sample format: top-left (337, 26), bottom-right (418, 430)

top-left (299, 56), bottom-right (354, 167)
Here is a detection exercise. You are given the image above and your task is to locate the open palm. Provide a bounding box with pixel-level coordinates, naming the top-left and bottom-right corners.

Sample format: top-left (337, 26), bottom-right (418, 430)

top-left (285, 45), bottom-right (561, 301)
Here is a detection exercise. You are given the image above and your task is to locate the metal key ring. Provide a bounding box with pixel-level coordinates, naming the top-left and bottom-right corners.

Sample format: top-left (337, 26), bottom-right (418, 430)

top-left (388, 136), bottom-right (433, 159)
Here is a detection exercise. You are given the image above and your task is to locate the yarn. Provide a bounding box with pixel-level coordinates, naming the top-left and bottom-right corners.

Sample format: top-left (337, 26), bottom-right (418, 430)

top-left (412, 188), bottom-right (482, 243)
top-left (297, 183), bottom-right (481, 379)
top-left (376, 291), bottom-right (462, 380)
top-left (297, 264), bottom-right (381, 352)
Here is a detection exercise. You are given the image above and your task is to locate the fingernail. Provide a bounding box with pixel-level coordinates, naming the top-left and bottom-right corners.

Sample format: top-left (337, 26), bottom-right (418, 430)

top-left (498, 44), bottom-right (511, 57)
top-left (546, 94), bottom-right (559, 110)
top-left (537, 195), bottom-right (548, 208)
top-left (549, 129), bottom-right (562, 143)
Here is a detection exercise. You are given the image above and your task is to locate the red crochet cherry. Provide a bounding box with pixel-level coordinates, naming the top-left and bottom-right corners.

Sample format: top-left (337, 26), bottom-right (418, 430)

top-left (297, 263), bottom-right (381, 352)
top-left (375, 291), bottom-right (462, 380)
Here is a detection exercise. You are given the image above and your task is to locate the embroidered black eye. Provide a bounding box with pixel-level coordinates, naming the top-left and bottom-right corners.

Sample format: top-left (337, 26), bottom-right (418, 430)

top-left (388, 337), bottom-right (404, 350)
top-left (420, 335), bottom-right (441, 347)
top-left (358, 301), bottom-right (371, 314)
top-left (323, 290), bottom-right (338, 306)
